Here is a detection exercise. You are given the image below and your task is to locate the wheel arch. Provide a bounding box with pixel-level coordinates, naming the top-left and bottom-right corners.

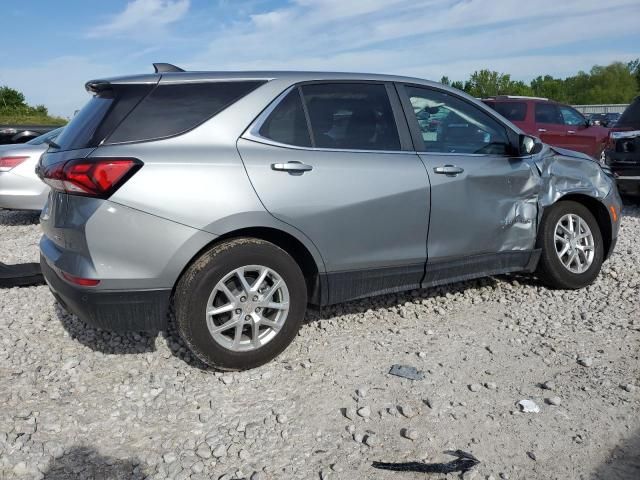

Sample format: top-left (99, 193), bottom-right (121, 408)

top-left (551, 193), bottom-right (613, 259)
top-left (174, 224), bottom-right (327, 306)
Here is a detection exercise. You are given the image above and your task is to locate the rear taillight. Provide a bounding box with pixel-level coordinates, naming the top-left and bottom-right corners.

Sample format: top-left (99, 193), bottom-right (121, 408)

top-left (39, 158), bottom-right (142, 198)
top-left (0, 156), bottom-right (29, 172)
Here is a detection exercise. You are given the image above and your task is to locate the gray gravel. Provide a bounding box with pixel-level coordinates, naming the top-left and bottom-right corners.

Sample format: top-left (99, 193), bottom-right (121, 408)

top-left (1, 205), bottom-right (639, 479)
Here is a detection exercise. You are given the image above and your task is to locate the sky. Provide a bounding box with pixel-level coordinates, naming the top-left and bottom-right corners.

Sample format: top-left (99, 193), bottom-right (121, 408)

top-left (1, 0), bottom-right (639, 117)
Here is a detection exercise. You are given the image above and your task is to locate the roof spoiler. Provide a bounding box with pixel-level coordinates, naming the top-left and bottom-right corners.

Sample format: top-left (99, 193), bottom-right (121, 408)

top-left (153, 63), bottom-right (185, 73)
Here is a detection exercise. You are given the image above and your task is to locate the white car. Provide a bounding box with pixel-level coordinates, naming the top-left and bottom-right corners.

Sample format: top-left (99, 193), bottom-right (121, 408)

top-left (0, 127), bottom-right (63, 211)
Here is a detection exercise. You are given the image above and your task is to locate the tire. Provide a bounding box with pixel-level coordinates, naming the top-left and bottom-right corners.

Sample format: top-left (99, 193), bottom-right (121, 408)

top-left (536, 200), bottom-right (604, 289)
top-left (175, 238), bottom-right (307, 370)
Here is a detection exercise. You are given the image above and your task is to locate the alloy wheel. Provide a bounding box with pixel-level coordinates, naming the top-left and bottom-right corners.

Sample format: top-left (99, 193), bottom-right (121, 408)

top-left (205, 265), bottom-right (290, 352)
top-left (553, 213), bottom-right (595, 274)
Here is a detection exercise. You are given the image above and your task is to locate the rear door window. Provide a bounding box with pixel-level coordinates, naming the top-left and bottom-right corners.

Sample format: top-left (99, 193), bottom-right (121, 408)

top-left (535, 103), bottom-right (563, 124)
top-left (487, 101), bottom-right (527, 122)
top-left (300, 83), bottom-right (400, 151)
top-left (258, 88), bottom-right (312, 147)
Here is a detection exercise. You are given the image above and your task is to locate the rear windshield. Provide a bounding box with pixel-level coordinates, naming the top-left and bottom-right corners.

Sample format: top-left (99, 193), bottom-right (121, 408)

top-left (616, 97), bottom-right (640, 129)
top-left (484, 101), bottom-right (527, 121)
top-left (54, 80), bottom-right (265, 150)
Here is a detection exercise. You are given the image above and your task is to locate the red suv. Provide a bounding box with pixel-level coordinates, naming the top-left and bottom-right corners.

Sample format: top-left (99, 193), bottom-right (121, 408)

top-left (483, 96), bottom-right (609, 158)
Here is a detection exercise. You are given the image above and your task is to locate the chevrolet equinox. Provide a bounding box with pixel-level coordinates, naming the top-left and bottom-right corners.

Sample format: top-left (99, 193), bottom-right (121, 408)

top-left (37, 64), bottom-right (621, 370)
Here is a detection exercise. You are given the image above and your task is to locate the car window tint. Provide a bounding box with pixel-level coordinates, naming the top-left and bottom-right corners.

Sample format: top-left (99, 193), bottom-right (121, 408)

top-left (487, 101), bottom-right (527, 121)
top-left (300, 83), bottom-right (400, 151)
top-left (108, 81), bottom-right (265, 144)
top-left (405, 86), bottom-right (509, 155)
top-left (535, 103), bottom-right (562, 124)
top-left (559, 106), bottom-right (586, 126)
top-left (258, 88), bottom-right (311, 147)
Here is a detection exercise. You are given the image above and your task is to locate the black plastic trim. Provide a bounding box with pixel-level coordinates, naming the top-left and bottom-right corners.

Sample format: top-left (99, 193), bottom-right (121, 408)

top-left (41, 257), bottom-right (170, 332)
top-left (316, 250), bottom-right (539, 306)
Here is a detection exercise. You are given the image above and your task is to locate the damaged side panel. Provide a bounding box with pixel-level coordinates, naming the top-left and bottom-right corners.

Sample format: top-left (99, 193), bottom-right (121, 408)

top-left (420, 146), bottom-right (617, 288)
top-left (534, 145), bottom-right (613, 222)
top-left (419, 152), bottom-right (540, 265)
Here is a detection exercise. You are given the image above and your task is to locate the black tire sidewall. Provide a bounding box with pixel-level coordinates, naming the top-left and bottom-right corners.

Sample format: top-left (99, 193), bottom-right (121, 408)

top-left (537, 201), bottom-right (604, 289)
top-left (175, 238), bottom-right (307, 370)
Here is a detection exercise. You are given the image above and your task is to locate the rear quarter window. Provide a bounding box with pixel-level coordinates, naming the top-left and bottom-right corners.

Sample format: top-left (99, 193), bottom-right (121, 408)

top-left (107, 81), bottom-right (265, 144)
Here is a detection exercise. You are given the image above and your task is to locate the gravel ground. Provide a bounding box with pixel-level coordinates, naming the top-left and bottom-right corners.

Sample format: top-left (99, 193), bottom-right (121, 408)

top-left (0, 205), bottom-right (639, 480)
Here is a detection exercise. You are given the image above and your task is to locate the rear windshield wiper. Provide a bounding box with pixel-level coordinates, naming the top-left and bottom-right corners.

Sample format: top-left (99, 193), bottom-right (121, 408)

top-left (44, 138), bottom-right (61, 149)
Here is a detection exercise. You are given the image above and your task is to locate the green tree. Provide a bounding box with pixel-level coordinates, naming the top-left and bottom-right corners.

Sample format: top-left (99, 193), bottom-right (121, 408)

top-left (440, 76), bottom-right (451, 86)
top-left (531, 75), bottom-right (568, 102)
top-left (462, 70), bottom-right (532, 98)
top-left (0, 86), bottom-right (27, 110)
top-left (626, 58), bottom-right (640, 94)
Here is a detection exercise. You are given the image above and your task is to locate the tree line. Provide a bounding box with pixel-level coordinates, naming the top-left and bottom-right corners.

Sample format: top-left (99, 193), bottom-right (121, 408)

top-left (0, 86), bottom-right (65, 125)
top-left (441, 59), bottom-right (640, 104)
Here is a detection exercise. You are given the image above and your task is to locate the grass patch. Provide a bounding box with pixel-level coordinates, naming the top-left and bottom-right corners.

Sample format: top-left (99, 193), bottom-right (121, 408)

top-left (0, 114), bottom-right (67, 126)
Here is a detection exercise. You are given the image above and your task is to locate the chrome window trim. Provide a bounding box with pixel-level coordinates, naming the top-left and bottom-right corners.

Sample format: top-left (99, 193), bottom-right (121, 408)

top-left (242, 84), bottom-right (409, 155)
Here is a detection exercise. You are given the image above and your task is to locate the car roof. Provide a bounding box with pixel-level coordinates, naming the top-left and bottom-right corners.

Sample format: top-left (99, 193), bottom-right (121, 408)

top-left (88, 70), bottom-right (445, 89)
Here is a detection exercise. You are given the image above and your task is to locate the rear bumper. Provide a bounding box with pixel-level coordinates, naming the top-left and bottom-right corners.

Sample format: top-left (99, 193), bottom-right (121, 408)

top-left (41, 255), bottom-right (170, 332)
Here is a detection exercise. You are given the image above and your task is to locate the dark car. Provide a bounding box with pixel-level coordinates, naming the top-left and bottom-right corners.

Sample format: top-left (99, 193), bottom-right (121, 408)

top-left (0, 125), bottom-right (59, 145)
top-left (603, 97), bottom-right (640, 196)
top-left (483, 96), bottom-right (609, 159)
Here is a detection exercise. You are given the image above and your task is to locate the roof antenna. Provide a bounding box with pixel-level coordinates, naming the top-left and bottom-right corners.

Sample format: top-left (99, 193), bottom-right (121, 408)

top-left (153, 63), bottom-right (185, 73)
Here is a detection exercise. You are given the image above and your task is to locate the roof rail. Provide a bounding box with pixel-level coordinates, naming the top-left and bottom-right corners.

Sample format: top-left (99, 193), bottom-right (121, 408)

top-left (153, 63), bottom-right (185, 73)
top-left (491, 95), bottom-right (549, 101)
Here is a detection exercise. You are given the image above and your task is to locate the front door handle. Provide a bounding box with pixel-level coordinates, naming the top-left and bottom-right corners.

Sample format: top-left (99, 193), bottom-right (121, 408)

top-left (433, 165), bottom-right (464, 175)
top-left (567, 130), bottom-right (576, 134)
top-left (271, 161), bottom-right (313, 173)
top-left (538, 128), bottom-right (547, 133)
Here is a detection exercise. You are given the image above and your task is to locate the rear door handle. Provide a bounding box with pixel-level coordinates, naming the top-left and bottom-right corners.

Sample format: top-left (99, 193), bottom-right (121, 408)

top-left (433, 165), bottom-right (464, 175)
top-left (567, 130), bottom-right (576, 134)
top-left (271, 161), bottom-right (313, 173)
top-left (538, 128), bottom-right (547, 133)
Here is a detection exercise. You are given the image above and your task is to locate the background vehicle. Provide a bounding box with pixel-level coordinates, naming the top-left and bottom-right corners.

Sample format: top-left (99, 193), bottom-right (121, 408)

top-left (37, 67), bottom-right (620, 370)
top-left (0, 125), bottom-right (59, 145)
top-left (0, 127), bottom-right (63, 211)
top-left (587, 112), bottom-right (620, 127)
top-left (483, 96), bottom-right (609, 158)
top-left (602, 96), bottom-right (640, 196)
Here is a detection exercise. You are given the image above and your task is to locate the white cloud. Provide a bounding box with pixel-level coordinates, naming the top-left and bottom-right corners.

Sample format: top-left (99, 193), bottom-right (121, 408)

top-left (88, 0), bottom-right (189, 38)
top-left (188, 0), bottom-right (639, 84)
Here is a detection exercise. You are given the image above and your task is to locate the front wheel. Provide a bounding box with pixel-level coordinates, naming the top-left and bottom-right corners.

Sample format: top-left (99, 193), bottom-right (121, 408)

top-left (536, 200), bottom-right (604, 289)
top-left (175, 238), bottom-right (307, 370)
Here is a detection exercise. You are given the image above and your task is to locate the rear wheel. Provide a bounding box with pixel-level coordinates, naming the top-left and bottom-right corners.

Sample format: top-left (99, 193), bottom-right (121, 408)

top-left (536, 201), bottom-right (604, 289)
top-left (175, 238), bottom-right (307, 370)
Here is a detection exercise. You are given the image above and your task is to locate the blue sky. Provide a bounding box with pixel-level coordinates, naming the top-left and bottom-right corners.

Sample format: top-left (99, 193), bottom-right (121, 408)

top-left (2, 0), bottom-right (639, 117)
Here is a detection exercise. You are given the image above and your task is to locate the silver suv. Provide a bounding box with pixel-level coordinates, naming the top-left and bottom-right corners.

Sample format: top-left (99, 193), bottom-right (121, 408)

top-left (38, 64), bottom-right (621, 370)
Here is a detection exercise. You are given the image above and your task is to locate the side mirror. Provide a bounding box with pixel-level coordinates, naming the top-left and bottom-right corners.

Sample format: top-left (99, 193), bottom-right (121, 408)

top-left (519, 134), bottom-right (542, 155)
